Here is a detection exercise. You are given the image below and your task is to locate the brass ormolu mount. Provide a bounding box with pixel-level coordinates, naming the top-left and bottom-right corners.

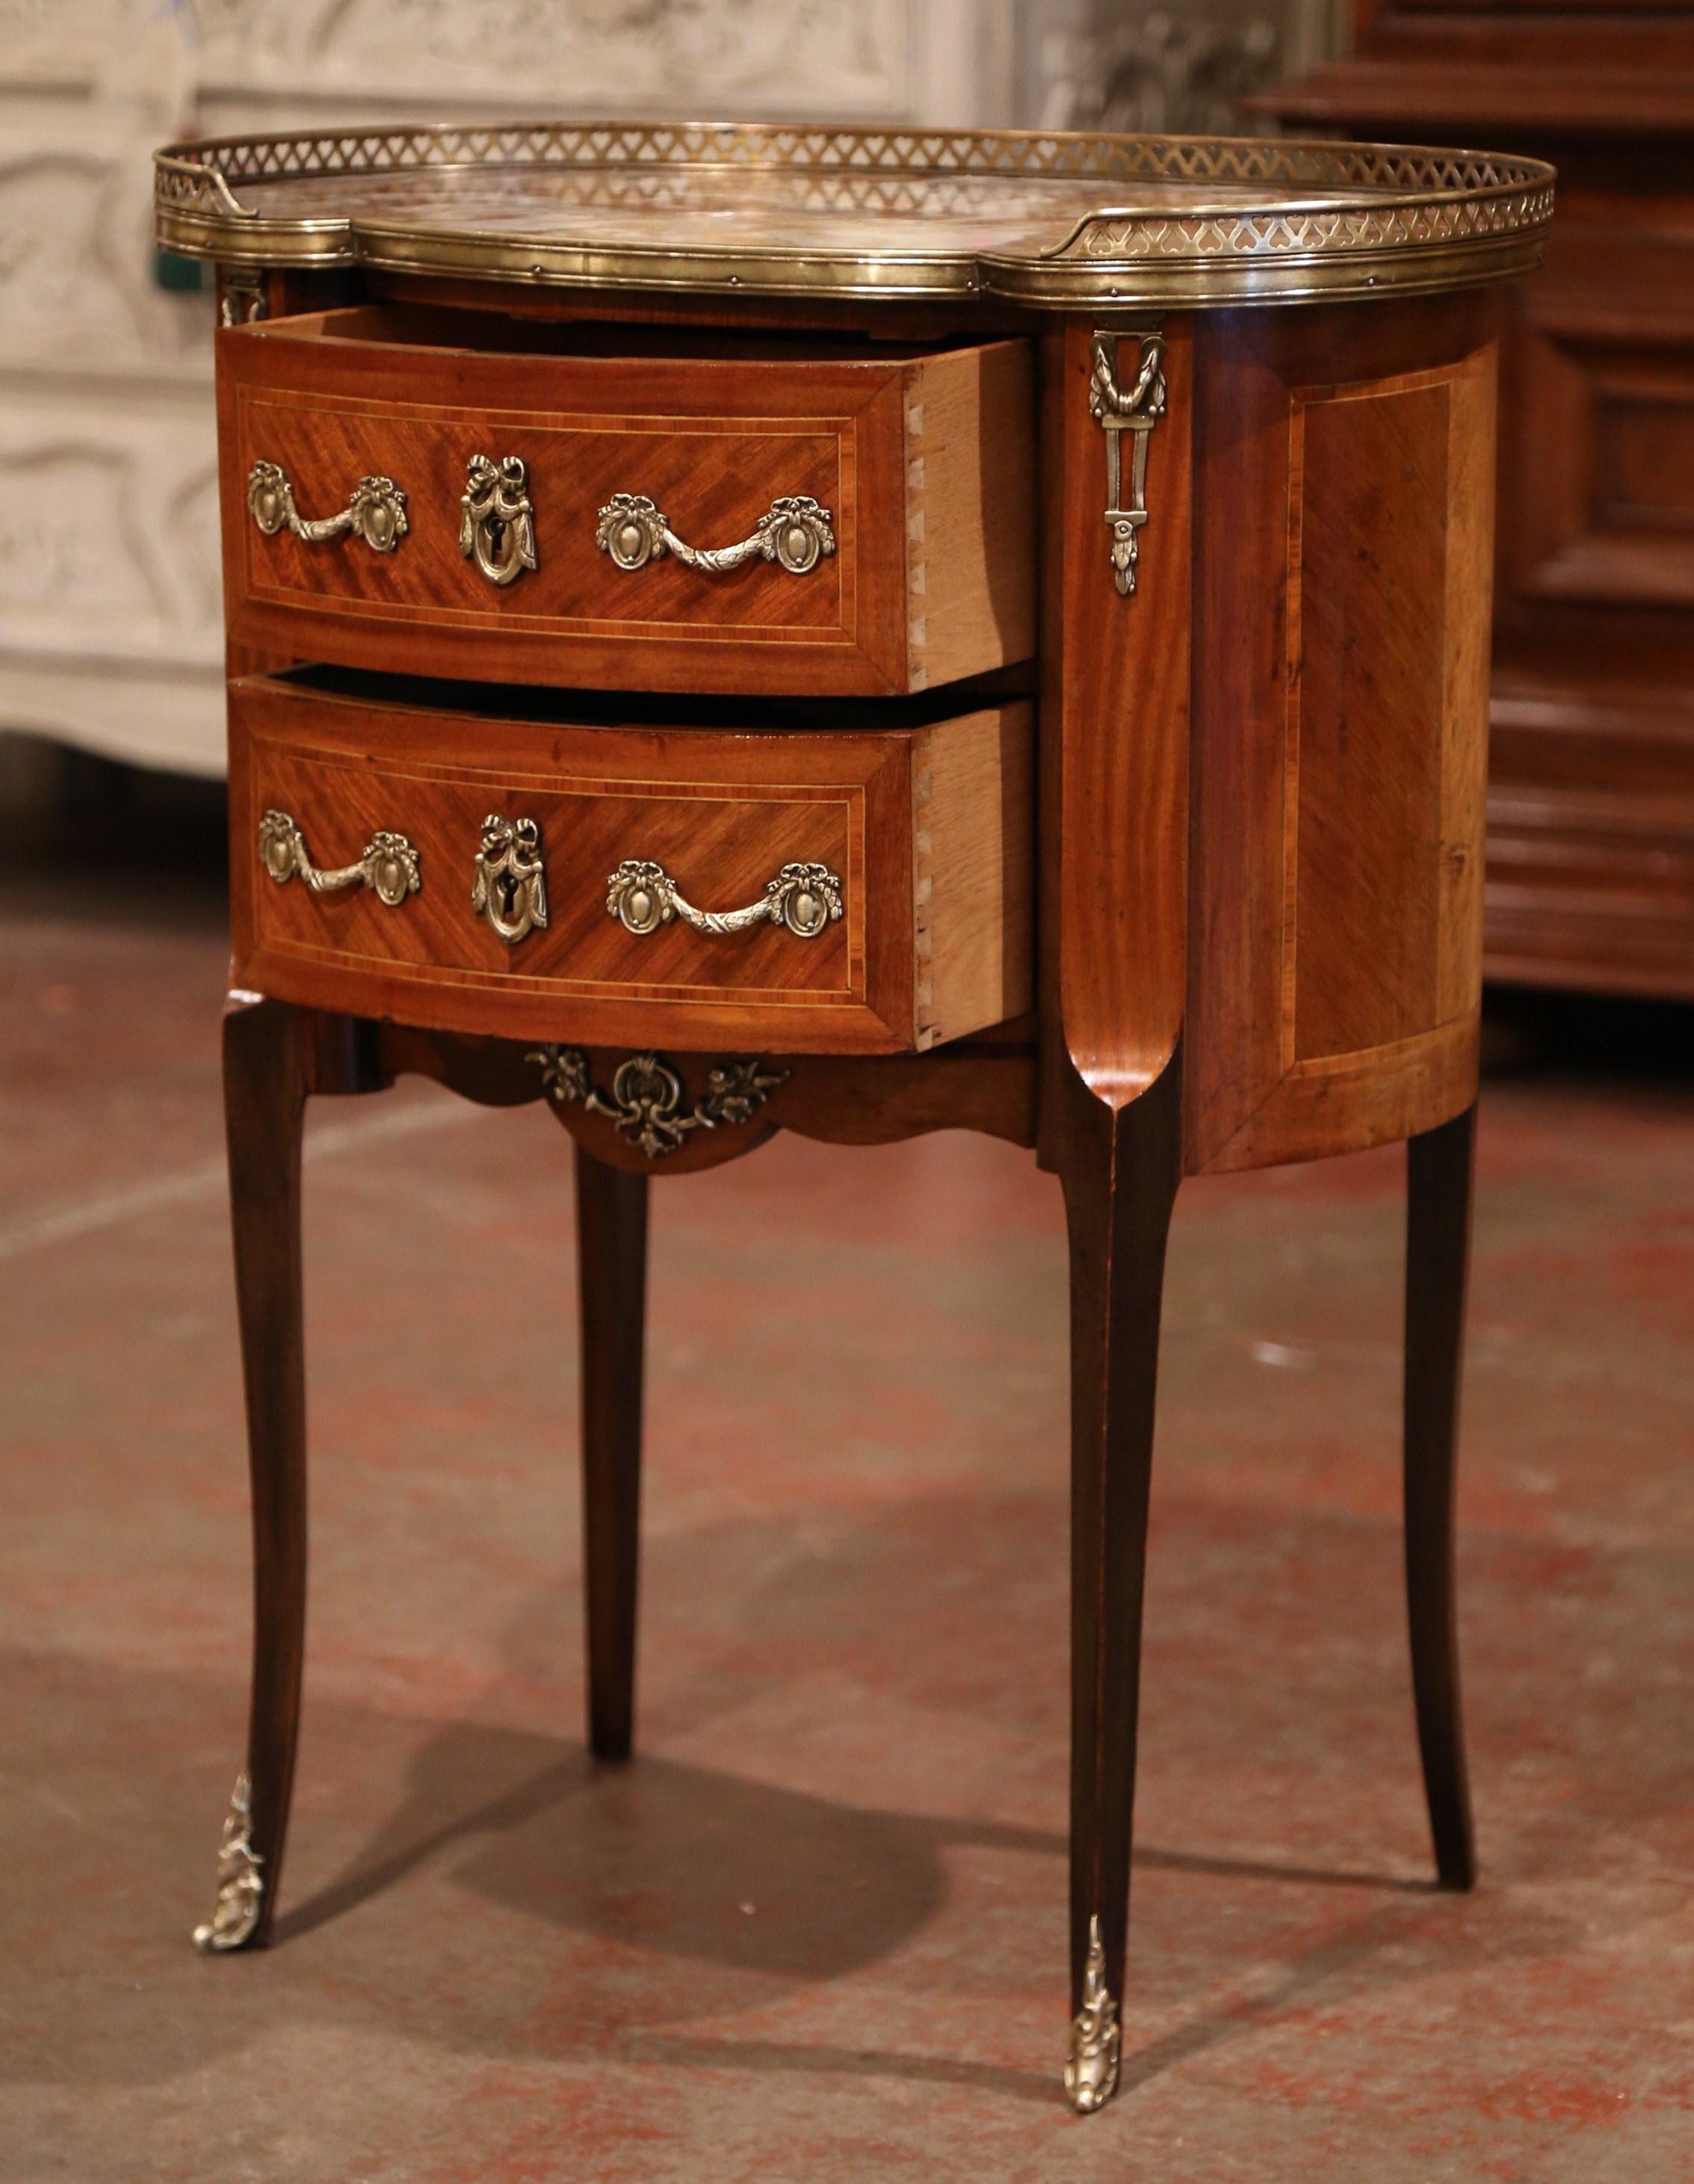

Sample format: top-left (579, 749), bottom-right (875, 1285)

top-left (1089, 330), bottom-right (1166, 599)
top-left (1065, 1915), bottom-right (1122, 2113)
top-left (531, 1046), bottom-right (787, 1161)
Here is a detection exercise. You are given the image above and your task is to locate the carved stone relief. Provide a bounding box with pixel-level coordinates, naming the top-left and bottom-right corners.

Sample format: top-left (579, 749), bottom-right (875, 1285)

top-left (0, 0), bottom-right (1336, 779)
top-left (0, 0), bottom-right (119, 84)
top-left (195, 0), bottom-right (921, 117)
top-left (167, 462), bottom-right (226, 633)
top-left (0, 414), bottom-right (220, 655)
top-left (0, 144), bottom-right (208, 370)
top-left (1036, 0), bottom-right (1339, 137)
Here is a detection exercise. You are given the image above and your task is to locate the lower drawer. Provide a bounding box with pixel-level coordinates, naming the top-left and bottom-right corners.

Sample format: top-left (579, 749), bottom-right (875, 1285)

top-left (229, 676), bottom-right (1032, 1055)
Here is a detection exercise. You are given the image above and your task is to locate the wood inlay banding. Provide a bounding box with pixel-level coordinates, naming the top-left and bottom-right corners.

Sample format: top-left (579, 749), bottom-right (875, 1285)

top-left (219, 308), bottom-right (1036, 698)
top-left (1186, 298), bottom-right (1498, 1175)
top-left (229, 676), bottom-right (1032, 1056)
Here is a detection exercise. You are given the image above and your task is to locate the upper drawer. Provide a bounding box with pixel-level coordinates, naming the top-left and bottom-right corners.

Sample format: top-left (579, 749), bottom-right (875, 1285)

top-left (217, 307), bottom-right (1036, 698)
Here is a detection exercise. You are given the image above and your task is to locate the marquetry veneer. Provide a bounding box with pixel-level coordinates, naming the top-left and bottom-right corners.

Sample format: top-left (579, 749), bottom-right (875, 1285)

top-left (220, 306), bottom-right (1036, 698)
top-left (230, 674), bottom-right (1032, 1055)
top-left (1262, 0), bottom-right (1694, 1001)
top-left (155, 122), bottom-right (1552, 2123)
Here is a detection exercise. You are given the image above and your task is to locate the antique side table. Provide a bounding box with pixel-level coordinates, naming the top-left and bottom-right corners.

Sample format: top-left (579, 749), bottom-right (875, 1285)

top-left (155, 123), bottom-right (1552, 2114)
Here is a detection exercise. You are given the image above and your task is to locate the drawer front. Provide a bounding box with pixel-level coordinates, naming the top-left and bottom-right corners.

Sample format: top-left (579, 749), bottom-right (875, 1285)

top-left (229, 679), bottom-right (1032, 1055)
top-left (218, 310), bottom-right (1035, 697)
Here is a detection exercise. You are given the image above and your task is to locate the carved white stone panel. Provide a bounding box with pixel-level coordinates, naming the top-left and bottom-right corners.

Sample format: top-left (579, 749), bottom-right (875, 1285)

top-left (0, 394), bottom-right (221, 676)
top-left (0, 132), bottom-right (211, 374)
top-left (0, 654), bottom-right (225, 778)
top-left (194, 0), bottom-right (923, 119)
top-left (0, 383), bottom-right (226, 771)
top-left (0, 0), bottom-right (124, 86)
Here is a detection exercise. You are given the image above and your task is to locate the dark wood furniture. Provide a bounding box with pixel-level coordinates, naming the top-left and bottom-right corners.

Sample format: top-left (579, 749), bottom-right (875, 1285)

top-left (1263, 1), bottom-right (1694, 1000)
top-left (155, 123), bottom-right (1551, 2114)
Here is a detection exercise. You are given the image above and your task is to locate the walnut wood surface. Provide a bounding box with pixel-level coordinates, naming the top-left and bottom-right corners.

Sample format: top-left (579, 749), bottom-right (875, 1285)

top-left (1405, 1099), bottom-right (1478, 1893)
top-left (1504, 327), bottom-right (1694, 611)
top-left (1263, 4), bottom-right (1694, 1001)
top-left (222, 993), bottom-right (307, 1949)
top-left (1487, 611), bottom-right (1694, 996)
top-left (374, 1023), bottom-right (1038, 1175)
top-left (1036, 313), bottom-right (1192, 1173)
top-left (1296, 0), bottom-right (1694, 81)
top-left (1261, 55), bottom-right (1694, 131)
top-left (575, 1146), bottom-right (648, 1762)
top-left (220, 993), bottom-right (383, 1946)
top-left (229, 675), bottom-right (1031, 1055)
top-left (217, 306), bottom-right (1034, 698)
top-left (1061, 1047), bottom-right (1184, 2048)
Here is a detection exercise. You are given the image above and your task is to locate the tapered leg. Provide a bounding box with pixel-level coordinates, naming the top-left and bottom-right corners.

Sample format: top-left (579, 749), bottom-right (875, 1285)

top-left (1060, 1055), bottom-right (1183, 2113)
top-left (196, 994), bottom-right (310, 1952)
top-left (1405, 1099), bottom-right (1478, 1891)
top-left (575, 1143), bottom-right (649, 1762)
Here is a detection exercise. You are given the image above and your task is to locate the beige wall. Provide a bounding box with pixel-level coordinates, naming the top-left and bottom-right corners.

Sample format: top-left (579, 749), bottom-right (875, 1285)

top-left (0, 0), bottom-right (1336, 780)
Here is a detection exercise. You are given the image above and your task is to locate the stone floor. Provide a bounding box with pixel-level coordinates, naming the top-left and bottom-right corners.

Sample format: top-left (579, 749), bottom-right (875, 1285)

top-left (1, 788), bottom-right (1691, 2181)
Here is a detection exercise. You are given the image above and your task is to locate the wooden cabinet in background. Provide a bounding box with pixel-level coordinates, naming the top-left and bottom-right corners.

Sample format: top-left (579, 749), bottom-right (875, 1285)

top-left (1264, 0), bottom-right (1694, 999)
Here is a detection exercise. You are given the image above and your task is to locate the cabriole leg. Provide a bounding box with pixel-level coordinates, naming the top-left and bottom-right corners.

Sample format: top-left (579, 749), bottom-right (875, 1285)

top-left (1060, 1057), bottom-right (1182, 2113)
top-left (1405, 1099), bottom-right (1479, 1891)
top-left (197, 994), bottom-right (311, 1952)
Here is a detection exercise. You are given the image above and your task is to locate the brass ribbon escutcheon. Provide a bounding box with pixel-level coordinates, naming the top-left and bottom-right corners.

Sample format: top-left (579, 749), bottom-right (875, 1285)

top-left (472, 814), bottom-right (548, 945)
top-left (460, 453), bottom-right (537, 587)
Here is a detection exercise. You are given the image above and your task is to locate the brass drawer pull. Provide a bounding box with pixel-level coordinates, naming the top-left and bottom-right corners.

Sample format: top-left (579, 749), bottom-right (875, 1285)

top-left (472, 814), bottom-right (548, 945)
top-left (258, 810), bottom-right (420, 907)
top-left (607, 857), bottom-right (842, 940)
top-left (460, 454), bottom-right (537, 587)
top-left (596, 493), bottom-right (835, 577)
top-left (246, 461), bottom-right (407, 552)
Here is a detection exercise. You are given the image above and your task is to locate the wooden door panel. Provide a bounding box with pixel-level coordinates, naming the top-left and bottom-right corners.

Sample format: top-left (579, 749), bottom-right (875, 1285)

top-left (1504, 326), bottom-right (1694, 609)
top-left (1187, 294), bottom-right (1497, 1174)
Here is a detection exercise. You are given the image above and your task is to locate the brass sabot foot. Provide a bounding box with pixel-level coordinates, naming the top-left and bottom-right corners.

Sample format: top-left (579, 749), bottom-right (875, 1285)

top-left (192, 1769), bottom-right (265, 1953)
top-left (1064, 1914), bottom-right (1122, 2114)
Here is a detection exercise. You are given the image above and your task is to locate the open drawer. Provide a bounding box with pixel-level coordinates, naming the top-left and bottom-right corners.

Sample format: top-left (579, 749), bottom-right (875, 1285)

top-left (218, 306), bottom-right (1036, 699)
top-left (229, 674), bottom-right (1033, 1055)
